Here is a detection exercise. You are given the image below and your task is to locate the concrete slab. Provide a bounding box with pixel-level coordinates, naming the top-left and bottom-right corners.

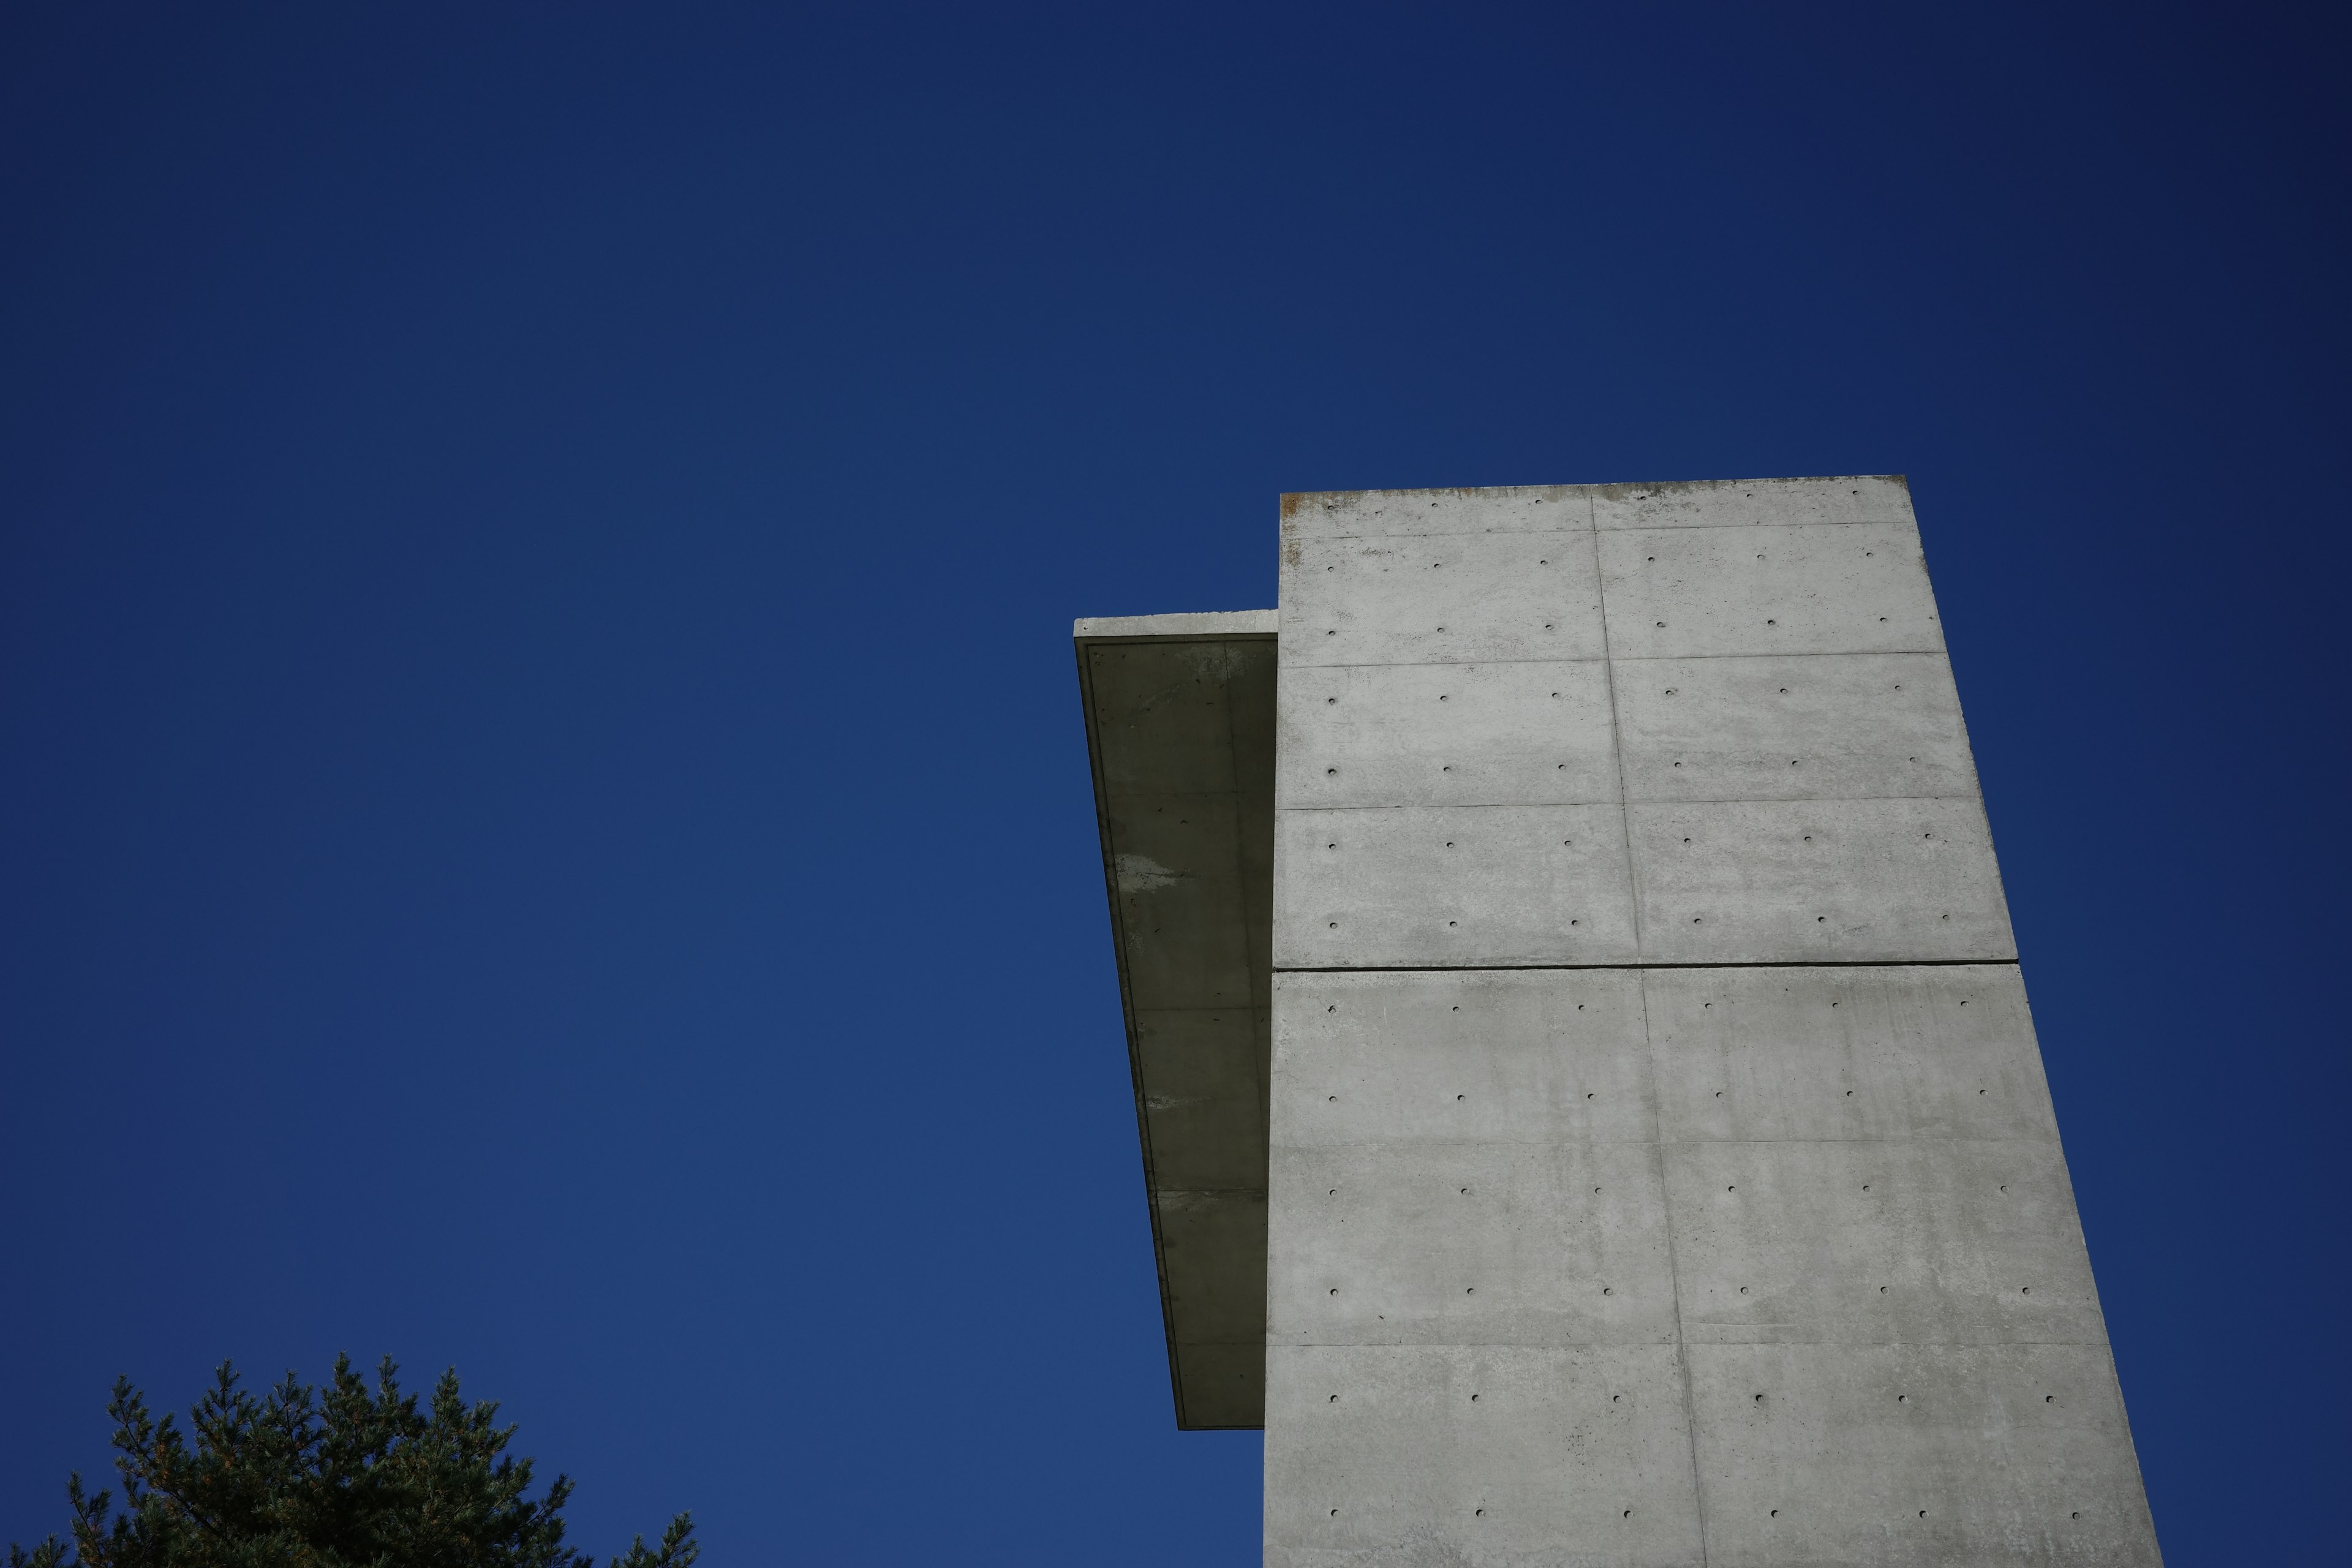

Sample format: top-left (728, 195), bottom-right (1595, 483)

top-left (1281, 484), bottom-right (1597, 540)
top-left (1132, 1006), bottom-right (1268, 1190)
top-left (1076, 617), bottom-right (1277, 1429)
top-left (1644, 965), bottom-right (2059, 1144)
top-left (1275, 804), bottom-right (1640, 968)
top-left (1615, 652), bottom-right (1978, 804)
top-left (1598, 522), bottom-right (1947, 660)
top-left (1267, 1140), bottom-right (1678, 1347)
top-left (1281, 529), bottom-right (1605, 668)
top-left (1272, 970), bottom-right (1657, 1148)
top-left (1664, 1138), bottom-right (2104, 1346)
top-left (1590, 474), bottom-right (1915, 532)
top-left (1626, 797), bottom-right (2016, 964)
top-left (1278, 658), bottom-right (1619, 810)
top-left (1686, 1343), bottom-right (2161, 1566)
top-left (1079, 478), bottom-right (2155, 1560)
top-left (1264, 1344), bottom-right (1707, 1568)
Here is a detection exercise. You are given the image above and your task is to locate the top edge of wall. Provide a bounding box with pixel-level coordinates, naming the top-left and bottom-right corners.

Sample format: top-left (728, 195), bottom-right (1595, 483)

top-left (1280, 475), bottom-right (1914, 538)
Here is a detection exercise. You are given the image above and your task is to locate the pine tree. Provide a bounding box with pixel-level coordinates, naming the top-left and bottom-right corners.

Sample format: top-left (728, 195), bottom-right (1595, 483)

top-left (9, 1356), bottom-right (695, 1568)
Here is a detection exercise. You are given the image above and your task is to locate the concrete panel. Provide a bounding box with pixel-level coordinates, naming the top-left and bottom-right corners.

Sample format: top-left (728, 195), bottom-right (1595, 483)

top-left (1272, 970), bottom-right (1656, 1149)
top-left (1279, 658), bottom-right (1619, 810)
top-left (1276, 804), bottom-right (1638, 968)
top-left (1664, 1138), bottom-right (2103, 1345)
top-left (1134, 1007), bottom-right (1267, 1189)
top-left (1172, 1341), bottom-right (1265, 1430)
top-left (1157, 1188), bottom-right (1270, 1343)
top-left (1264, 1344), bottom-right (1706, 1568)
top-left (1686, 1343), bottom-right (2161, 1566)
top-left (1282, 530), bottom-right (1605, 668)
top-left (1076, 608), bottom-right (1280, 638)
top-left (1597, 523), bottom-right (1945, 660)
top-left (1645, 966), bottom-right (2058, 1145)
top-left (1087, 638), bottom-right (1276, 795)
top-left (1107, 791), bottom-right (1256, 1006)
top-left (1076, 622), bottom-right (1276, 1428)
top-left (1626, 798), bottom-right (2015, 964)
top-left (1283, 483), bottom-right (1596, 540)
top-left (1268, 1140), bottom-right (1677, 1346)
top-left (1592, 474), bottom-right (1914, 531)
top-left (1615, 653), bottom-right (1977, 804)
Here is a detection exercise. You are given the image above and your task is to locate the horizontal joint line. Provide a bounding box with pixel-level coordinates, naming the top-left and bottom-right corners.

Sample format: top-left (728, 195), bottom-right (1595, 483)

top-left (1273, 958), bottom-right (2020, 973)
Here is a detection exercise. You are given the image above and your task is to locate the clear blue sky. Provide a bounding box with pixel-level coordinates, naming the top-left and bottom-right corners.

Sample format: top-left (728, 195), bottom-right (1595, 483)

top-left (2, 4), bottom-right (2344, 1562)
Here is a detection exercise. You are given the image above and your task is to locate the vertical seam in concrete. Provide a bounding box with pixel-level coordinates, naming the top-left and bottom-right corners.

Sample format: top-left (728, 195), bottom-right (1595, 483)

top-left (1585, 491), bottom-right (1642, 959)
top-left (1593, 492), bottom-right (1712, 1564)
top-left (1640, 968), bottom-right (1713, 1566)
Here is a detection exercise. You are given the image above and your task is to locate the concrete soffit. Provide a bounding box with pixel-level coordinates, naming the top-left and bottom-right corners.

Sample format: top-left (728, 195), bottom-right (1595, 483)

top-left (1075, 611), bottom-right (1277, 1430)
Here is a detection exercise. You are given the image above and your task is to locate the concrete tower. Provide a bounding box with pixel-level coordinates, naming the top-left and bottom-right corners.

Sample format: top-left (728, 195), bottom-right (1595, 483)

top-left (1076, 477), bottom-right (2159, 1567)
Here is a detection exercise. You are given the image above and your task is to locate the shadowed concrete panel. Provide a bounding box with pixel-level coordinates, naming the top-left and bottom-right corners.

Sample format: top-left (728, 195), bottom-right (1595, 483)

top-left (1076, 614), bottom-right (1276, 1430)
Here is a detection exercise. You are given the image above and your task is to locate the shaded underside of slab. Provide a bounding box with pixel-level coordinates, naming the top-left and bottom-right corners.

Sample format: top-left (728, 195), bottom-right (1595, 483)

top-left (1075, 610), bottom-right (1276, 1430)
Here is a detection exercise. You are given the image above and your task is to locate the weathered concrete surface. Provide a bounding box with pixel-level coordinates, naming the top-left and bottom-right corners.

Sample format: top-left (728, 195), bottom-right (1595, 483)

top-left (1263, 478), bottom-right (2159, 1566)
top-left (1076, 611), bottom-right (1276, 1429)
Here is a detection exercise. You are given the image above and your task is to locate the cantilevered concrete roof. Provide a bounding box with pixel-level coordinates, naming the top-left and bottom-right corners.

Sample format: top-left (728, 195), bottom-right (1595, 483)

top-left (1074, 609), bottom-right (1275, 1430)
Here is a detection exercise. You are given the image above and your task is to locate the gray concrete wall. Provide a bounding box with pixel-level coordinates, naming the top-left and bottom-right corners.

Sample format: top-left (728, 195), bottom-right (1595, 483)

top-left (1265, 479), bottom-right (2158, 1566)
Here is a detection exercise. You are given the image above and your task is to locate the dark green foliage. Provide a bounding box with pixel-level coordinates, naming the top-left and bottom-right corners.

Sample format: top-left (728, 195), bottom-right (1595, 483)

top-left (8, 1357), bottom-right (694, 1568)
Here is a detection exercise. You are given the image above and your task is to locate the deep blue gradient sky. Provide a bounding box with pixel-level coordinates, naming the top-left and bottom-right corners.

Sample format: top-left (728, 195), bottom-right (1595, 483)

top-left (2, 4), bottom-right (2345, 1562)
